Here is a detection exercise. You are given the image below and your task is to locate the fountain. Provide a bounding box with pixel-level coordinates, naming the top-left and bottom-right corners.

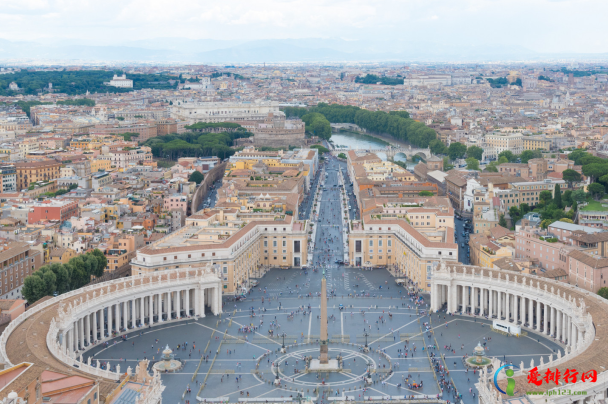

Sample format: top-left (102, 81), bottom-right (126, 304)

top-left (464, 342), bottom-right (491, 368)
top-left (153, 345), bottom-right (183, 373)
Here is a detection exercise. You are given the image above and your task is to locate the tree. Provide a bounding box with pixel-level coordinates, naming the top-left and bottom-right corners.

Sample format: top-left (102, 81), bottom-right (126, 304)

top-left (443, 156), bottom-right (454, 170)
top-left (498, 150), bottom-right (517, 162)
top-left (466, 157), bottom-right (480, 171)
top-left (302, 113), bottom-right (331, 140)
top-left (22, 275), bottom-right (47, 304)
top-left (466, 146), bottom-right (484, 161)
top-left (497, 156), bottom-right (509, 165)
top-left (559, 218), bottom-right (574, 223)
top-left (189, 171), bottom-right (205, 185)
top-left (562, 169), bottom-right (582, 188)
top-left (509, 206), bottom-right (521, 223)
top-left (540, 219), bottom-right (554, 229)
top-left (563, 190), bottom-right (573, 207)
top-left (582, 163), bottom-right (608, 183)
top-left (539, 190), bottom-right (553, 205)
top-left (337, 153), bottom-right (347, 159)
top-left (448, 142), bottom-right (467, 160)
top-left (554, 184), bottom-right (562, 209)
top-left (418, 191), bottom-right (434, 196)
top-left (499, 214), bottom-right (507, 227)
top-left (519, 149), bottom-right (543, 163)
top-left (43, 270), bottom-right (57, 296)
top-left (572, 189), bottom-right (587, 203)
top-left (90, 249), bottom-right (107, 277)
top-left (429, 139), bottom-right (448, 155)
top-left (598, 287), bottom-right (608, 300)
top-left (588, 182), bottom-right (605, 200)
top-left (485, 162), bottom-right (498, 172)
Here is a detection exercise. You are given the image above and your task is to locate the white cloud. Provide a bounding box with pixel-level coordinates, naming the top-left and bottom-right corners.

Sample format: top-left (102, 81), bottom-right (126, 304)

top-left (0, 0), bottom-right (606, 53)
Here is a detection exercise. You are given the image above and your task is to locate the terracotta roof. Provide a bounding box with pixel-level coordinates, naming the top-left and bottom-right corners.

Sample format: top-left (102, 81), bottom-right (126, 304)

top-left (489, 225), bottom-right (512, 240)
top-left (568, 250), bottom-right (608, 269)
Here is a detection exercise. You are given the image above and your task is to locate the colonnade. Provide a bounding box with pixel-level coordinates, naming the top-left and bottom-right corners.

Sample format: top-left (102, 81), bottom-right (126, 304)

top-left (61, 285), bottom-right (220, 353)
top-left (433, 283), bottom-right (582, 347)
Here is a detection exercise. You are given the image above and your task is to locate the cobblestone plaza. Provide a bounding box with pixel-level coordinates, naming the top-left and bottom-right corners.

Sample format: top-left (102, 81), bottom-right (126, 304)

top-left (83, 266), bottom-right (561, 404)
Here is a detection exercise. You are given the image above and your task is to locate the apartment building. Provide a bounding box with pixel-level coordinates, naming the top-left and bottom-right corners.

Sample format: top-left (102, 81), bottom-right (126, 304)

top-left (0, 241), bottom-right (43, 299)
top-left (515, 226), bottom-right (571, 273)
top-left (98, 146), bottom-right (154, 169)
top-left (0, 165), bottom-right (16, 192)
top-left (484, 133), bottom-right (523, 155)
top-left (131, 208), bottom-right (308, 294)
top-left (522, 136), bottom-right (551, 151)
top-left (348, 197), bottom-right (458, 292)
top-left (27, 200), bottom-right (79, 224)
top-left (15, 159), bottom-right (62, 190)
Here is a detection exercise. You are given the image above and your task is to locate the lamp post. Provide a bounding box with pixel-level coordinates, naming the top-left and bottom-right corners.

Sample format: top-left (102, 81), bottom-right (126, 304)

top-left (279, 332), bottom-right (287, 352)
top-left (363, 331), bottom-right (370, 352)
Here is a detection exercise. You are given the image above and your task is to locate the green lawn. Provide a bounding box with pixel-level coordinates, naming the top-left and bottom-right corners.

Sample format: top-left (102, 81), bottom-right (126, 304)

top-left (581, 200), bottom-right (608, 211)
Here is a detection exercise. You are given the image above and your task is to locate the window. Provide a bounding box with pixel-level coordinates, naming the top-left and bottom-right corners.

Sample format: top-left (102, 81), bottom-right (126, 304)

top-left (264, 241), bottom-right (268, 247)
top-left (201, 253), bottom-right (205, 257)
top-left (369, 240), bottom-right (373, 247)
top-left (212, 253), bottom-right (215, 256)
top-left (164, 257), bottom-right (167, 261)
top-left (356, 240), bottom-right (361, 253)
top-left (282, 240), bottom-right (286, 247)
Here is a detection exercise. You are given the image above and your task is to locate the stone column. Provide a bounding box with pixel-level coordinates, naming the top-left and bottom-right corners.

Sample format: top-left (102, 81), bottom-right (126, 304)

top-left (461, 285), bottom-right (465, 313)
top-left (513, 294), bottom-right (518, 323)
top-left (551, 307), bottom-right (556, 337)
top-left (217, 284), bottom-right (222, 314)
top-left (108, 304), bottom-right (113, 337)
top-left (78, 318), bottom-right (84, 350)
top-left (571, 323), bottom-right (576, 348)
top-left (505, 293), bottom-right (510, 322)
top-left (471, 287), bottom-right (476, 315)
top-left (556, 310), bottom-right (561, 341)
top-left (479, 288), bottom-right (485, 317)
top-left (536, 301), bottom-right (541, 331)
top-left (563, 312), bottom-right (568, 343)
top-left (519, 296), bottom-right (525, 324)
top-left (578, 327), bottom-right (584, 349)
top-left (488, 289), bottom-right (493, 318)
top-left (92, 310), bottom-right (98, 342)
top-left (149, 294), bottom-right (154, 324)
top-left (115, 302), bottom-right (121, 332)
top-left (122, 300), bottom-right (130, 330)
top-left (177, 290), bottom-right (181, 319)
top-left (101, 308), bottom-right (106, 339)
top-left (140, 297), bottom-right (145, 326)
top-left (186, 289), bottom-right (190, 317)
top-left (61, 330), bottom-right (67, 352)
top-left (544, 303), bottom-right (549, 334)
top-left (200, 288), bottom-right (206, 317)
top-left (528, 298), bottom-right (533, 328)
top-left (167, 291), bottom-right (171, 320)
top-left (496, 291), bottom-right (501, 319)
top-left (156, 294), bottom-right (161, 321)
top-left (84, 314), bottom-right (90, 345)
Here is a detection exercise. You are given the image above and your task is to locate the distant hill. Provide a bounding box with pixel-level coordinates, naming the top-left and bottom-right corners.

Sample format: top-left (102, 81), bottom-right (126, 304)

top-left (1, 37), bottom-right (607, 63)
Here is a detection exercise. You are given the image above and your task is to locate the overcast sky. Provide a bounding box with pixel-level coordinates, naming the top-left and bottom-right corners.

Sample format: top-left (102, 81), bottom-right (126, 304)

top-left (1, 0), bottom-right (607, 53)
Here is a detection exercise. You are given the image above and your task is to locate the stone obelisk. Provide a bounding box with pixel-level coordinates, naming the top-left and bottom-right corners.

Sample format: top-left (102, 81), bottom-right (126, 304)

top-left (320, 275), bottom-right (329, 364)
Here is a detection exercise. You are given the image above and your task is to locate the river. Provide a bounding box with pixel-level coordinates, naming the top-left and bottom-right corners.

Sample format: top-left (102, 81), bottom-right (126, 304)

top-left (329, 131), bottom-right (417, 170)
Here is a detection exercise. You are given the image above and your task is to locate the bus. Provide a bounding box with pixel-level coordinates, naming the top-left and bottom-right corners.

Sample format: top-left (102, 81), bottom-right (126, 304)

top-left (493, 320), bottom-right (521, 336)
